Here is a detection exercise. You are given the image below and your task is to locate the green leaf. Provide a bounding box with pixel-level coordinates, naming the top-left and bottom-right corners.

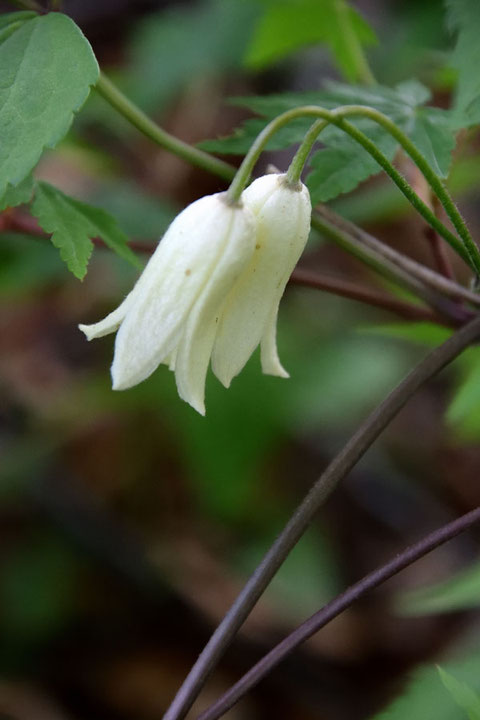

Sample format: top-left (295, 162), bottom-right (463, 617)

top-left (0, 10), bottom-right (36, 42)
top-left (200, 82), bottom-right (418, 155)
top-left (0, 11), bottom-right (36, 29)
top-left (438, 668), bottom-right (480, 720)
top-left (399, 558), bottom-right (480, 616)
top-left (244, 0), bottom-right (376, 83)
top-left (31, 182), bottom-right (141, 280)
top-left (369, 654), bottom-right (480, 720)
top-left (307, 124), bottom-right (398, 203)
top-left (0, 13), bottom-right (99, 198)
top-left (0, 174), bottom-right (34, 212)
top-left (445, 0), bottom-right (480, 127)
top-left (406, 107), bottom-right (455, 177)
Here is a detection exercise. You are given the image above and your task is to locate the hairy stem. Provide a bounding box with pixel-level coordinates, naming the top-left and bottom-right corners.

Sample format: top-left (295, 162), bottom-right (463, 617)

top-left (286, 119), bottom-right (328, 186)
top-left (95, 73), bottom-right (236, 183)
top-left (198, 505), bottom-right (480, 720)
top-left (162, 313), bottom-right (480, 720)
top-left (281, 105), bottom-right (478, 271)
top-left (225, 104), bottom-right (475, 271)
top-left (355, 106), bottom-right (477, 273)
top-left (90, 73), bottom-right (478, 283)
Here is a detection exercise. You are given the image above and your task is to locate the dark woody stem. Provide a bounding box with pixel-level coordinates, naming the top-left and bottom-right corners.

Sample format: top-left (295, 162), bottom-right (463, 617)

top-left (313, 206), bottom-right (480, 309)
top-left (197, 505), bottom-right (480, 720)
top-left (309, 211), bottom-right (474, 327)
top-left (162, 313), bottom-right (480, 720)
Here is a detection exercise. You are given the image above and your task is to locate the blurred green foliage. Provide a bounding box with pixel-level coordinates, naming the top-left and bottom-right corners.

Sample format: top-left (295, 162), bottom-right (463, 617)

top-left (370, 654), bottom-right (480, 720)
top-left (1, 1), bottom-right (480, 718)
top-left (244, 0), bottom-right (376, 81)
top-left (399, 556), bottom-right (480, 616)
top-left (438, 667), bottom-right (480, 720)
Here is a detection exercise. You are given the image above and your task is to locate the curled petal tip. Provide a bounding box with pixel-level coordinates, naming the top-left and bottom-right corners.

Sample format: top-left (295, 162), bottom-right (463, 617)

top-left (78, 323), bottom-right (96, 341)
top-left (78, 292), bottom-right (135, 341)
top-left (79, 320), bottom-right (123, 342)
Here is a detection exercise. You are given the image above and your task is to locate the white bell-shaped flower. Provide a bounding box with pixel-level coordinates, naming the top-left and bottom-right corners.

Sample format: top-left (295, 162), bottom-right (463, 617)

top-left (79, 192), bottom-right (256, 415)
top-left (211, 173), bottom-right (312, 388)
top-left (80, 174), bottom-right (311, 415)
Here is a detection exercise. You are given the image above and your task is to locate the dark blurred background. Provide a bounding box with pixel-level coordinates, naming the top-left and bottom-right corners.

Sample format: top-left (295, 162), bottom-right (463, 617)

top-left (2, 1), bottom-right (480, 719)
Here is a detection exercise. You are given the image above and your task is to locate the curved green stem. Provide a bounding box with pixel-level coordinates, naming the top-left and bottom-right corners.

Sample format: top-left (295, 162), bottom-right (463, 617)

top-left (224, 108), bottom-right (314, 203)
top-left (285, 106), bottom-right (479, 271)
top-left (95, 75), bottom-right (477, 272)
top-left (332, 111), bottom-right (476, 269)
top-left (343, 106), bottom-right (479, 275)
top-left (95, 73), bottom-right (480, 277)
top-left (226, 104), bottom-right (476, 270)
top-left (95, 73), bottom-right (236, 183)
top-left (286, 119), bottom-right (329, 186)
top-left (78, 76), bottom-right (475, 309)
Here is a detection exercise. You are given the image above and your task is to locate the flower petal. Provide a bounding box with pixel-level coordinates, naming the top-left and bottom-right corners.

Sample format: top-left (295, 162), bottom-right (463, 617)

top-left (78, 291), bottom-right (136, 340)
top-left (111, 194), bottom-right (251, 391)
top-left (212, 174), bottom-right (311, 387)
top-left (174, 208), bottom-right (256, 414)
top-left (260, 303), bottom-right (289, 378)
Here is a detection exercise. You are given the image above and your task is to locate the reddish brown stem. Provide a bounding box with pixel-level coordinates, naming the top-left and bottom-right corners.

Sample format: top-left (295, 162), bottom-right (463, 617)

top-left (0, 209), bottom-right (470, 327)
top-left (290, 267), bottom-right (459, 326)
top-left (424, 224), bottom-right (455, 280)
